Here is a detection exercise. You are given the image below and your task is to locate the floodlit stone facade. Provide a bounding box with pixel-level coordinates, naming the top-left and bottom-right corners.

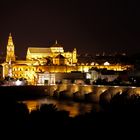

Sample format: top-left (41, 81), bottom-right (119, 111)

top-left (0, 34), bottom-right (133, 85)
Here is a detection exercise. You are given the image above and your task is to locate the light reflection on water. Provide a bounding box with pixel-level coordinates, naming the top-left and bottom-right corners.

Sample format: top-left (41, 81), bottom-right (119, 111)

top-left (23, 98), bottom-right (101, 117)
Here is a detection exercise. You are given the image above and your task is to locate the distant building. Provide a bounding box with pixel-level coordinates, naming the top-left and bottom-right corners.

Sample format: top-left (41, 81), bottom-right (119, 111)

top-left (26, 40), bottom-right (77, 65)
top-left (0, 33), bottom-right (134, 85)
top-left (87, 68), bottom-right (119, 83)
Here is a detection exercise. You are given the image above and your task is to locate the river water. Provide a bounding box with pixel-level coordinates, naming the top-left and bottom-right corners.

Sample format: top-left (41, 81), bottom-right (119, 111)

top-left (23, 97), bottom-right (101, 117)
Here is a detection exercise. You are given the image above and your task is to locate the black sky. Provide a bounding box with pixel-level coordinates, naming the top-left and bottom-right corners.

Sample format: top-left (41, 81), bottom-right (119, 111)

top-left (0, 0), bottom-right (139, 58)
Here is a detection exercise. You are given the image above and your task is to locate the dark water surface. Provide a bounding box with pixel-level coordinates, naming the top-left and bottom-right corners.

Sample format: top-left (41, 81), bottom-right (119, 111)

top-left (23, 97), bottom-right (101, 117)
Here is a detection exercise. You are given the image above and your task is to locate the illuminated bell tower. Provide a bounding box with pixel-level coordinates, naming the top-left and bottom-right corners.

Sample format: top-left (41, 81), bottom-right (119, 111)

top-left (6, 33), bottom-right (16, 62)
top-left (72, 48), bottom-right (77, 63)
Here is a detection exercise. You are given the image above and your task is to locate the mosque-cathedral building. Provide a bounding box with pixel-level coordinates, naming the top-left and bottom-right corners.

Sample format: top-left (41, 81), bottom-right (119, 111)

top-left (0, 33), bottom-right (133, 85)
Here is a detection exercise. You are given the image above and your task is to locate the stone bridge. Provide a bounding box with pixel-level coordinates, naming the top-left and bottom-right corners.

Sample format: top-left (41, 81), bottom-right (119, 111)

top-left (44, 84), bottom-right (140, 104)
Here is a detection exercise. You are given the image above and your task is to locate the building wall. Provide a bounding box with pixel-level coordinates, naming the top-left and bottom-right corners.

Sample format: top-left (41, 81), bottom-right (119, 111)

top-left (54, 72), bottom-right (86, 83)
top-left (37, 72), bottom-right (55, 85)
top-left (26, 47), bottom-right (77, 66)
top-left (0, 65), bottom-right (3, 79)
top-left (9, 63), bottom-right (133, 85)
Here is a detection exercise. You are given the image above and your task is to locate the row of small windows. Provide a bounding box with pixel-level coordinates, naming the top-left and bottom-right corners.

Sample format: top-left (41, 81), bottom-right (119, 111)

top-left (13, 68), bottom-right (36, 71)
top-left (12, 68), bottom-right (44, 72)
top-left (13, 74), bottom-right (35, 78)
top-left (13, 74), bottom-right (22, 77)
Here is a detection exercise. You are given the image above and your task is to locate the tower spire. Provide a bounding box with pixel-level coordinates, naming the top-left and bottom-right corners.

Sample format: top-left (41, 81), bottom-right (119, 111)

top-left (55, 40), bottom-right (58, 44)
top-left (6, 33), bottom-right (16, 62)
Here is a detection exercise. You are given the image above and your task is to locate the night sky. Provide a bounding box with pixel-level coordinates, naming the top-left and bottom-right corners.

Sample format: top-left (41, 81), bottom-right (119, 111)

top-left (0, 0), bottom-right (139, 59)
